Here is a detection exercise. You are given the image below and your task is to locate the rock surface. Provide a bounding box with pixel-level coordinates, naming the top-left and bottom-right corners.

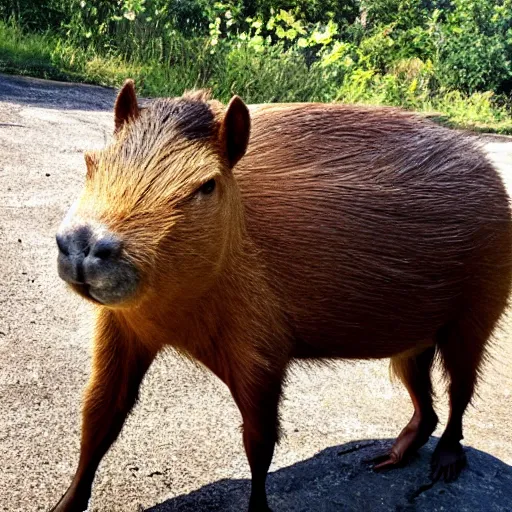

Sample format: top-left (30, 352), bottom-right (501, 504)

top-left (150, 439), bottom-right (512, 512)
top-left (0, 74), bottom-right (510, 512)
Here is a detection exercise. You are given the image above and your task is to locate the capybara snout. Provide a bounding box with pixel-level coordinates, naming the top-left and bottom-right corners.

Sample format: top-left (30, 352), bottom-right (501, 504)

top-left (56, 223), bottom-right (138, 304)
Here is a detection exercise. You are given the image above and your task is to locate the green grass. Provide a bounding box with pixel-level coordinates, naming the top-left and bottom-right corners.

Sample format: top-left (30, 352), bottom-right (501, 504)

top-left (0, 22), bottom-right (68, 80)
top-left (428, 91), bottom-right (512, 135)
top-left (0, 20), bottom-right (511, 134)
top-left (0, 22), bottom-right (141, 85)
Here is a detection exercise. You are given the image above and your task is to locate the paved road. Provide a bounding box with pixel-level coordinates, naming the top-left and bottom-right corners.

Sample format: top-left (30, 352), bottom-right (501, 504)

top-left (0, 74), bottom-right (511, 512)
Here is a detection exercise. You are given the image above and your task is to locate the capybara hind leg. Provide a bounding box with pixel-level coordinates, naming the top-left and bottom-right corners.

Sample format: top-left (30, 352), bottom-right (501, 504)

top-left (230, 369), bottom-right (284, 512)
top-left (372, 346), bottom-right (438, 470)
top-left (51, 312), bottom-right (157, 512)
top-left (431, 320), bottom-right (490, 482)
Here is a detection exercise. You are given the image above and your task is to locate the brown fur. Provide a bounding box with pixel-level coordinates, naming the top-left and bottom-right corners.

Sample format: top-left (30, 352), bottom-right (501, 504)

top-left (51, 82), bottom-right (512, 512)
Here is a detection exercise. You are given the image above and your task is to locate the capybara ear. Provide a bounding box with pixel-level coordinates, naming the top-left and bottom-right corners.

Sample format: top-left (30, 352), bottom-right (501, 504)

top-left (84, 150), bottom-right (99, 178)
top-left (114, 79), bottom-right (140, 133)
top-left (220, 95), bottom-right (250, 168)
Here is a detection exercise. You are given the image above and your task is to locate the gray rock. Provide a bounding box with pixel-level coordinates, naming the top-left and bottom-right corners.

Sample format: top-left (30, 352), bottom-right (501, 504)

top-left (149, 439), bottom-right (512, 512)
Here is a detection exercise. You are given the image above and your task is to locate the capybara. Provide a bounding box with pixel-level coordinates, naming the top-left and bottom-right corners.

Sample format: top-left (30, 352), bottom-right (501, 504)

top-left (51, 80), bottom-right (512, 512)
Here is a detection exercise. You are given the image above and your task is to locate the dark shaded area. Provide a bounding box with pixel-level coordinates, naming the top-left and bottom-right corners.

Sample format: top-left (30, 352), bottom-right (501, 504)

top-left (148, 438), bottom-right (512, 512)
top-left (0, 73), bottom-right (115, 111)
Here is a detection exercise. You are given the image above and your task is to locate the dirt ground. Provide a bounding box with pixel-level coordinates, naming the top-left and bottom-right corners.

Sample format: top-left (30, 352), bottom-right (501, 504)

top-left (0, 74), bottom-right (511, 512)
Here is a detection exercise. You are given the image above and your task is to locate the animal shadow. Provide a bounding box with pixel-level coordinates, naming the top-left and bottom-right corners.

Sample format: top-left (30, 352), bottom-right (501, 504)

top-left (147, 438), bottom-right (512, 512)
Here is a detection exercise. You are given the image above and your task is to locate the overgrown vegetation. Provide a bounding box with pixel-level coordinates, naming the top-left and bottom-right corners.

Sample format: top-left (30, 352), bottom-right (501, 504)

top-left (1, 0), bottom-right (511, 133)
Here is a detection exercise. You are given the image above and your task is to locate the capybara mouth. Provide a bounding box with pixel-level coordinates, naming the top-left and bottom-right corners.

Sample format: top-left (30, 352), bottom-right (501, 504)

top-left (70, 282), bottom-right (103, 305)
top-left (69, 279), bottom-right (139, 306)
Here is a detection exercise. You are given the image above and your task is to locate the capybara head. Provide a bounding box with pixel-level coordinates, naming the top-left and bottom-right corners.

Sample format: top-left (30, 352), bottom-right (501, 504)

top-left (56, 80), bottom-right (250, 307)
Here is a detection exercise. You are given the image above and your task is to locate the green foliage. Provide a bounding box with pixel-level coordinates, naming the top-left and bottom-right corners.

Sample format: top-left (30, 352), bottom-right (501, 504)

top-left (0, 21), bottom-right (66, 79)
top-left (436, 0), bottom-right (512, 93)
top-left (0, 0), bottom-right (72, 32)
top-left (358, 0), bottom-right (512, 94)
top-left (0, 0), bottom-right (511, 133)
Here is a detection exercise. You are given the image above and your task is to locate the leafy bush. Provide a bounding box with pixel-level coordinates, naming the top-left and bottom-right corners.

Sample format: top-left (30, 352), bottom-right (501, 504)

top-left (436, 0), bottom-right (512, 94)
top-left (0, 0), bottom-right (511, 132)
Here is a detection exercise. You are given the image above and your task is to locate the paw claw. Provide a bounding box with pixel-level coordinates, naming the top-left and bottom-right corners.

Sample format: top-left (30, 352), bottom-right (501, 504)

top-left (368, 451), bottom-right (401, 471)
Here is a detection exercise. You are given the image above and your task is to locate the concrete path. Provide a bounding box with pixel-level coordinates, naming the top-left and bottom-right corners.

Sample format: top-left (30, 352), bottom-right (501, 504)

top-left (0, 74), bottom-right (510, 512)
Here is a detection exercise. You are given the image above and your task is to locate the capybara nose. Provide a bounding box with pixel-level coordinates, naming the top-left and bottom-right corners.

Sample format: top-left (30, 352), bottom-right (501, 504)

top-left (57, 226), bottom-right (123, 285)
top-left (56, 226), bottom-right (92, 259)
top-left (89, 236), bottom-right (123, 261)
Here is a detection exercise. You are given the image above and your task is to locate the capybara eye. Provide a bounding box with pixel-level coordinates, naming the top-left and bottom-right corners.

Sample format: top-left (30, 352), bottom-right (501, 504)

top-left (198, 179), bottom-right (216, 196)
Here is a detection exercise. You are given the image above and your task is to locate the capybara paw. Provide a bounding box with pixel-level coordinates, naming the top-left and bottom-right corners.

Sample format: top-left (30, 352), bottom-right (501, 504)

top-left (49, 492), bottom-right (90, 512)
top-left (248, 496), bottom-right (272, 512)
top-left (431, 440), bottom-right (467, 482)
top-left (369, 415), bottom-right (437, 472)
top-left (248, 505), bottom-right (272, 512)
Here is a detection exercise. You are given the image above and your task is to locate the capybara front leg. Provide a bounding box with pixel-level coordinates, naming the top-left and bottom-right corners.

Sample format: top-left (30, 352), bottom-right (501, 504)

top-left (50, 312), bottom-right (157, 512)
top-left (372, 346), bottom-right (438, 470)
top-left (231, 371), bottom-right (284, 512)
